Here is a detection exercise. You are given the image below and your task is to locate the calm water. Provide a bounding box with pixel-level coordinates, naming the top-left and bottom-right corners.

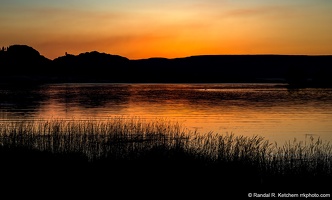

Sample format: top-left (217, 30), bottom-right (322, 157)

top-left (1, 83), bottom-right (332, 145)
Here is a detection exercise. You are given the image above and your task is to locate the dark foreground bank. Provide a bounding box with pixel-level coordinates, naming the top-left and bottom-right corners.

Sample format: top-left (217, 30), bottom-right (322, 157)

top-left (0, 119), bottom-right (331, 198)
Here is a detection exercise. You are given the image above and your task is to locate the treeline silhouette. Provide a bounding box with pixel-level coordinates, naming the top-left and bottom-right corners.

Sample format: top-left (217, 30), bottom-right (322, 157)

top-left (1, 44), bottom-right (332, 87)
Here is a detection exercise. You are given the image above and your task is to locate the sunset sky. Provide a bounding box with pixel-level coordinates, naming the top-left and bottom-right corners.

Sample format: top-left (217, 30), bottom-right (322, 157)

top-left (1, 0), bottom-right (332, 60)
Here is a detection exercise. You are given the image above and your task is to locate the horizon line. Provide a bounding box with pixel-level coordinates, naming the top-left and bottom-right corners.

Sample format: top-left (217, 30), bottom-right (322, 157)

top-left (2, 44), bottom-right (332, 61)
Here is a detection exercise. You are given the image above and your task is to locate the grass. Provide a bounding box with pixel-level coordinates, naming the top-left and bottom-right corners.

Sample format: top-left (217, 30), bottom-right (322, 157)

top-left (1, 118), bottom-right (331, 197)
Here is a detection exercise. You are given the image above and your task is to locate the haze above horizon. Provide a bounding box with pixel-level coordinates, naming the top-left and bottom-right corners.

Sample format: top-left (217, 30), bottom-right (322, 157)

top-left (1, 0), bottom-right (332, 60)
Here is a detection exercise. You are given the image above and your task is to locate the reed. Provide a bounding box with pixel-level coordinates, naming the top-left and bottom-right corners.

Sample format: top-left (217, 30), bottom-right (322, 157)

top-left (0, 117), bottom-right (188, 160)
top-left (0, 117), bottom-right (331, 189)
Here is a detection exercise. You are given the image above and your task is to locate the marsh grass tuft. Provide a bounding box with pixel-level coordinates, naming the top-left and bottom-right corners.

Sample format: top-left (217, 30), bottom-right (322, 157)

top-left (0, 117), bottom-right (331, 192)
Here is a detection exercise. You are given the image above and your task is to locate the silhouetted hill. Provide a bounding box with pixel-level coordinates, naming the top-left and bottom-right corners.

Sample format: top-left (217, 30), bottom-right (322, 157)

top-left (52, 51), bottom-right (130, 82)
top-left (1, 44), bottom-right (332, 86)
top-left (128, 55), bottom-right (332, 86)
top-left (0, 45), bottom-right (51, 84)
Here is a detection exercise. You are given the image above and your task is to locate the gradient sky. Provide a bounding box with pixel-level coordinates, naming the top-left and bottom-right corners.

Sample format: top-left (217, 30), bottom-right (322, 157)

top-left (1, 0), bottom-right (332, 60)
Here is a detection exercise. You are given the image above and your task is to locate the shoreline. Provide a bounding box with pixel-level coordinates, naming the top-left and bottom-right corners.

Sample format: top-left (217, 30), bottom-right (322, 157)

top-left (0, 119), bottom-right (331, 196)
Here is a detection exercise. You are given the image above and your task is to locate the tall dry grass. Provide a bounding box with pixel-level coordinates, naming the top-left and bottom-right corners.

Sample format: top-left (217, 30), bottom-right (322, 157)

top-left (0, 117), bottom-right (331, 177)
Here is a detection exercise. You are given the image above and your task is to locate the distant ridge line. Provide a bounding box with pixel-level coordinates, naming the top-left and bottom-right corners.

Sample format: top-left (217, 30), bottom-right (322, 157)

top-left (1, 44), bottom-right (332, 86)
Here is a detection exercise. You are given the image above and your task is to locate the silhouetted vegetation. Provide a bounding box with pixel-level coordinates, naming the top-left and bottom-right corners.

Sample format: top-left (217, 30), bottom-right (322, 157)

top-left (1, 44), bottom-right (332, 87)
top-left (1, 118), bottom-right (331, 197)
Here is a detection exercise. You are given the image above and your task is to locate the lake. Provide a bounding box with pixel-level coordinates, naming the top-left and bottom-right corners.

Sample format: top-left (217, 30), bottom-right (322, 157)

top-left (1, 83), bottom-right (332, 145)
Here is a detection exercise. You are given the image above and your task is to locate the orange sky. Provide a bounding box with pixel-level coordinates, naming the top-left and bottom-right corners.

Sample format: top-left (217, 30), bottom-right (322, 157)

top-left (1, 0), bottom-right (332, 60)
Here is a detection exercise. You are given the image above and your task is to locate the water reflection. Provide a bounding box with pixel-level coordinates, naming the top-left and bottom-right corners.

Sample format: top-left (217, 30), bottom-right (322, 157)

top-left (0, 85), bottom-right (48, 119)
top-left (42, 84), bottom-right (132, 108)
top-left (1, 83), bottom-right (332, 144)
